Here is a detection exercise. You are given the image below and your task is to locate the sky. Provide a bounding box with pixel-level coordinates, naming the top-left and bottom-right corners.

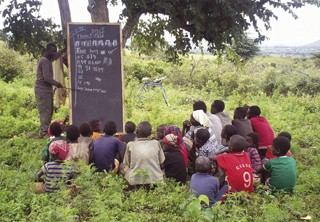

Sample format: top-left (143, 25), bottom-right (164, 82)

top-left (2, 0), bottom-right (320, 46)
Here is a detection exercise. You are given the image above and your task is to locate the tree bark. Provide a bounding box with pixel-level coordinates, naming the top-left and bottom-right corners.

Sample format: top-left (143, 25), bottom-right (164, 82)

top-left (88, 0), bottom-right (109, 22)
top-left (57, 0), bottom-right (72, 36)
top-left (122, 12), bottom-right (142, 48)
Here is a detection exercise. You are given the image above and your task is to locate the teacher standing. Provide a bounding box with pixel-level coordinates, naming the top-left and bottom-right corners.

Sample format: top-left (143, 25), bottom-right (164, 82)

top-left (35, 43), bottom-right (65, 137)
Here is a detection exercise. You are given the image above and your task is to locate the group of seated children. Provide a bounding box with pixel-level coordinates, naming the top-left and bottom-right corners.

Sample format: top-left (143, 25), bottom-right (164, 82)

top-left (37, 100), bottom-right (297, 205)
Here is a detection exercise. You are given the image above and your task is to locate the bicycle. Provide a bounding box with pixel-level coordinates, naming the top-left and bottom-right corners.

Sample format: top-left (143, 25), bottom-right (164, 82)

top-left (130, 76), bottom-right (170, 107)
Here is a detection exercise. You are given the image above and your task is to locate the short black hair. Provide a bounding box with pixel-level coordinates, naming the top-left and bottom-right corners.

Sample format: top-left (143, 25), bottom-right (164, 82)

top-left (248, 106), bottom-right (261, 117)
top-left (195, 128), bottom-right (210, 144)
top-left (222, 125), bottom-right (237, 141)
top-left (89, 119), bottom-right (101, 128)
top-left (66, 125), bottom-right (80, 142)
top-left (137, 121), bottom-right (152, 138)
top-left (229, 135), bottom-right (247, 152)
top-left (273, 136), bottom-right (291, 156)
top-left (46, 43), bottom-right (57, 51)
top-left (211, 100), bottom-right (225, 112)
top-left (195, 156), bottom-right (212, 173)
top-left (104, 121), bottom-right (117, 136)
top-left (193, 101), bottom-right (207, 113)
top-left (125, 121), bottom-right (136, 133)
top-left (234, 107), bottom-right (247, 119)
top-left (278, 132), bottom-right (292, 141)
top-left (246, 132), bottom-right (259, 148)
top-left (89, 119), bottom-right (101, 132)
top-left (49, 122), bottom-right (63, 137)
top-left (79, 123), bottom-right (92, 137)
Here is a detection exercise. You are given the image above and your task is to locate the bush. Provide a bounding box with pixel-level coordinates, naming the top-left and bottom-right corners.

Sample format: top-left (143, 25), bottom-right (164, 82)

top-left (0, 42), bottom-right (26, 82)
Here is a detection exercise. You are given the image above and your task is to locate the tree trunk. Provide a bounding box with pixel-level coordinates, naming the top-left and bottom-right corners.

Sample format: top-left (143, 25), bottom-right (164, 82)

top-left (122, 12), bottom-right (141, 48)
top-left (57, 0), bottom-right (72, 36)
top-left (88, 0), bottom-right (109, 22)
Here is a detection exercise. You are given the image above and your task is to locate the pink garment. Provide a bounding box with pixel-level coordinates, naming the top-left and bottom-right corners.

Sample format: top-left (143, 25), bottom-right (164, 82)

top-left (49, 140), bottom-right (70, 160)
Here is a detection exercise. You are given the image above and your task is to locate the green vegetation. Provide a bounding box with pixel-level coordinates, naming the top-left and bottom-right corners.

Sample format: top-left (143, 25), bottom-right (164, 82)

top-left (1, 50), bottom-right (320, 221)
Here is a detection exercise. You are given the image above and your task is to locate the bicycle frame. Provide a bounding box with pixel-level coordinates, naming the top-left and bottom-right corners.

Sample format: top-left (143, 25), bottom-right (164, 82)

top-left (137, 78), bottom-right (170, 107)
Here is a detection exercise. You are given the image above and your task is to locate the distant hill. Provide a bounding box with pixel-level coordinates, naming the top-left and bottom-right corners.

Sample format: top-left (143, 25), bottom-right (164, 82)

top-left (303, 40), bottom-right (320, 48)
top-left (258, 40), bottom-right (320, 57)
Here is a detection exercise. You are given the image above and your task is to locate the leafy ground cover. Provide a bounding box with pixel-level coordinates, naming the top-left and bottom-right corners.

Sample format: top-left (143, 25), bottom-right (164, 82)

top-left (1, 51), bottom-right (320, 221)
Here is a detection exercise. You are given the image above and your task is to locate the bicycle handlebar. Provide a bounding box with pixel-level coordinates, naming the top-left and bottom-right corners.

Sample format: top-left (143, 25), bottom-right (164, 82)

top-left (141, 76), bottom-right (167, 83)
top-left (153, 76), bottom-right (167, 82)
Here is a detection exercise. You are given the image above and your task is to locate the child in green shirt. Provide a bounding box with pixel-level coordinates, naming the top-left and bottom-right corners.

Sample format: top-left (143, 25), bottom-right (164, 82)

top-left (257, 136), bottom-right (296, 192)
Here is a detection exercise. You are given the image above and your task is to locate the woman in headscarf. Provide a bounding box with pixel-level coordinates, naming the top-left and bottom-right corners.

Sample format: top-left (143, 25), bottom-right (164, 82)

top-left (162, 134), bottom-right (187, 184)
top-left (163, 125), bottom-right (188, 167)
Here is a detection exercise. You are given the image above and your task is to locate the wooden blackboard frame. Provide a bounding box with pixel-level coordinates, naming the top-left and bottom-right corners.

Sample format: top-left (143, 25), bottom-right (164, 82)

top-left (67, 22), bottom-right (124, 132)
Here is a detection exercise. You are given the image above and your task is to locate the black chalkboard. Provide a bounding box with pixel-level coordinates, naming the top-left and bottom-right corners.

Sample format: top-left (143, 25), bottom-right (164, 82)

top-left (67, 23), bottom-right (124, 132)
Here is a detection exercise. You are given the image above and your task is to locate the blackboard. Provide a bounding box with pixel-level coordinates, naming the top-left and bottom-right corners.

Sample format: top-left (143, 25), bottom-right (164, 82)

top-left (67, 23), bottom-right (124, 132)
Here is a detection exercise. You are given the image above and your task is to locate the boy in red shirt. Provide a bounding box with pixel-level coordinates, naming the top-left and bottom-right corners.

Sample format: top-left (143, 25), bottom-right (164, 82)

top-left (247, 105), bottom-right (274, 158)
top-left (210, 135), bottom-right (254, 193)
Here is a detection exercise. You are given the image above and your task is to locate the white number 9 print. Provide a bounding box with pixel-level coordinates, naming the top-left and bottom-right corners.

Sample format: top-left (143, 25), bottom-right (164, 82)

top-left (243, 171), bottom-right (251, 188)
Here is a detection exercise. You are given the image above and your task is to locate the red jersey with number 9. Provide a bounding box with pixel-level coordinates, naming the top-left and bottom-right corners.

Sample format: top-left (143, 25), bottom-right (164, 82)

top-left (216, 152), bottom-right (254, 193)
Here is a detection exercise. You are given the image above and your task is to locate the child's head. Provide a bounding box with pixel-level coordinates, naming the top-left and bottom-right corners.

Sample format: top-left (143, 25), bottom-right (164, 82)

top-left (89, 119), bottom-right (101, 133)
top-left (49, 121), bottom-right (63, 137)
top-left (104, 121), bottom-right (117, 136)
top-left (125, 121), bottom-right (136, 134)
top-left (247, 105), bottom-right (261, 119)
top-left (221, 125), bottom-right (237, 142)
top-left (79, 123), bottom-right (92, 137)
top-left (228, 135), bottom-right (247, 153)
top-left (211, 100), bottom-right (225, 114)
top-left (49, 140), bottom-right (69, 161)
top-left (195, 128), bottom-right (210, 148)
top-left (66, 125), bottom-right (80, 142)
top-left (193, 100), bottom-right (207, 113)
top-left (233, 107), bottom-right (247, 120)
top-left (272, 136), bottom-right (291, 157)
top-left (278, 131), bottom-right (292, 141)
top-left (162, 134), bottom-right (178, 151)
top-left (156, 124), bottom-right (167, 140)
top-left (190, 113), bottom-right (200, 127)
top-left (195, 156), bottom-right (212, 173)
top-left (137, 121), bottom-right (152, 138)
top-left (246, 132), bottom-right (259, 149)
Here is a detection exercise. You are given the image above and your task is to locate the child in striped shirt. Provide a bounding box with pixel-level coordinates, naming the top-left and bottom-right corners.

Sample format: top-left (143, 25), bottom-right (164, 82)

top-left (37, 148), bottom-right (74, 192)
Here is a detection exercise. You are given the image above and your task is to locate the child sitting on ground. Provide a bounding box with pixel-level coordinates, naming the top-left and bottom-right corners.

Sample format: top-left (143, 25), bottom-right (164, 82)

top-left (211, 135), bottom-right (254, 193)
top-left (90, 119), bottom-right (102, 139)
top-left (245, 132), bottom-right (262, 184)
top-left (119, 121), bottom-right (137, 143)
top-left (214, 125), bottom-right (238, 154)
top-left (247, 105), bottom-right (274, 158)
top-left (232, 107), bottom-right (253, 138)
top-left (245, 132), bottom-right (262, 173)
top-left (77, 123), bottom-right (94, 164)
top-left (257, 136), bottom-right (296, 192)
top-left (66, 125), bottom-right (91, 164)
top-left (195, 128), bottom-right (215, 157)
top-left (37, 149), bottom-right (75, 193)
top-left (42, 122), bottom-right (67, 162)
top-left (190, 156), bottom-right (224, 206)
top-left (122, 121), bottom-right (165, 186)
top-left (265, 131), bottom-right (293, 160)
top-left (162, 134), bottom-right (187, 184)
